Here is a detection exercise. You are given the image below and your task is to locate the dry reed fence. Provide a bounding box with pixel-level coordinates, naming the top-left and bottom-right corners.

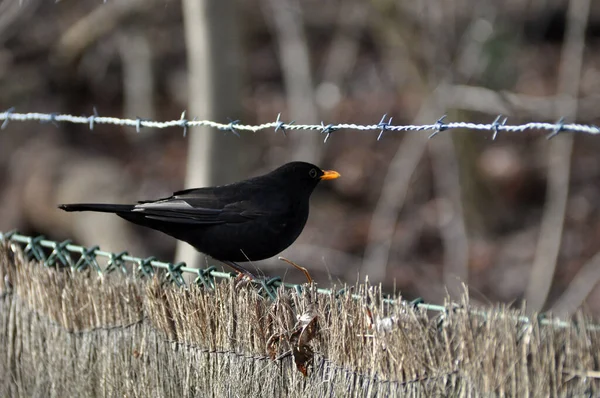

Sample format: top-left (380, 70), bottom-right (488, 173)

top-left (0, 243), bottom-right (599, 397)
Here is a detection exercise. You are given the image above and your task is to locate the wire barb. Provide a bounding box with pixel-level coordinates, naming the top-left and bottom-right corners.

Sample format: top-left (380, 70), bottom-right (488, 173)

top-left (546, 117), bottom-right (565, 139)
top-left (377, 114), bottom-right (393, 141)
top-left (43, 113), bottom-right (59, 127)
top-left (320, 122), bottom-right (336, 142)
top-left (179, 111), bottom-right (189, 137)
top-left (274, 113), bottom-right (294, 136)
top-left (225, 119), bottom-right (240, 137)
top-left (428, 115), bottom-right (448, 139)
top-left (135, 117), bottom-right (149, 133)
top-left (490, 115), bottom-right (507, 140)
top-left (88, 107), bottom-right (99, 131)
top-left (1, 107), bottom-right (15, 130)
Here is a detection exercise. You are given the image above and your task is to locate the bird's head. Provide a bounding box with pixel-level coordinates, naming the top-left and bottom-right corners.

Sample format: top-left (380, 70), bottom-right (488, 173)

top-left (268, 161), bottom-right (340, 195)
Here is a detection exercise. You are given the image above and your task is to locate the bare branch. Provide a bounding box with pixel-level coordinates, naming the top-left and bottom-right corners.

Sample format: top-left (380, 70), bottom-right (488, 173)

top-left (429, 134), bottom-right (469, 299)
top-left (53, 0), bottom-right (146, 65)
top-left (525, 0), bottom-right (590, 313)
top-left (362, 94), bottom-right (442, 283)
top-left (551, 252), bottom-right (600, 316)
top-left (447, 85), bottom-right (600, 120)
top-left (261, 0), bottom-right (321, 164)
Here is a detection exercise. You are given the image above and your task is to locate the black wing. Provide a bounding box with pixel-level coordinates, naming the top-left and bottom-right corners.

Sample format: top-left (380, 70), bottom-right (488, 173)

top-left (132, 185), bottom-right (273, 225)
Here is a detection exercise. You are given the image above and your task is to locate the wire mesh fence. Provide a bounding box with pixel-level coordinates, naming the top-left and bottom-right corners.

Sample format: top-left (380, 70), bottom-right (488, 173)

top-left (2, 230), bottom-right (598, 331)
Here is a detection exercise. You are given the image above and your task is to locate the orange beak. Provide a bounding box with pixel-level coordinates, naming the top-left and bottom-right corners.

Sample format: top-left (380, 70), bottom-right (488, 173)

top-left (320, 170), bottom-right (340, 180)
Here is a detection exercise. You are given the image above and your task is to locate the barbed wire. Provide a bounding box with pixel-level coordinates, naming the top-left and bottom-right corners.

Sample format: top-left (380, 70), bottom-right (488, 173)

top-left (1, 230), bottom-right (598, 331)
top-left (0, 109), bottom-right (598, 141)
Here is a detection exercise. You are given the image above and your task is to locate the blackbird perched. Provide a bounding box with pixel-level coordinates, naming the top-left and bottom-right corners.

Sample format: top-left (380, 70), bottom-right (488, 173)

top-left (59, 162), bottom-right (340, 277)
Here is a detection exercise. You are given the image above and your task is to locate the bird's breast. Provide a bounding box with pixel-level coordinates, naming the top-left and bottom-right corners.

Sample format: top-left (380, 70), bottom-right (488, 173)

top-left (194, 202), bottom-right (309, 262)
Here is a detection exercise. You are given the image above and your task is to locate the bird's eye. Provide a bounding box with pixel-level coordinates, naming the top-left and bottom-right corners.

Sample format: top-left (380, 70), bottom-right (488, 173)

top-left (309, 168), bottom-right (318, 178)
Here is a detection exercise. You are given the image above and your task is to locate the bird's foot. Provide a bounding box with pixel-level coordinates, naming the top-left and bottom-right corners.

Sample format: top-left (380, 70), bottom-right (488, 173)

top-left (234, 272), bottom-right (254, 289)
top-left (222, 260), bottom-right (258, 279)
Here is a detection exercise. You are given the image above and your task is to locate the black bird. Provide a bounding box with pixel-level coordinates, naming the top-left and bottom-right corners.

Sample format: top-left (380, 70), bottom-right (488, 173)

top-left (59, 162), bottom-right (340, 277)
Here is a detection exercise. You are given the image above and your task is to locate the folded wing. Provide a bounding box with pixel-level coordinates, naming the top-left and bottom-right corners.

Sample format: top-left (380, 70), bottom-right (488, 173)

top-left (133, 188), bottom-right (270, 225)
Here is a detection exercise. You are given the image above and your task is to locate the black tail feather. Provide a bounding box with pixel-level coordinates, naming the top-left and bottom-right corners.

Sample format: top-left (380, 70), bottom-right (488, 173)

top-left (58, 203), bottom-right (135, 213)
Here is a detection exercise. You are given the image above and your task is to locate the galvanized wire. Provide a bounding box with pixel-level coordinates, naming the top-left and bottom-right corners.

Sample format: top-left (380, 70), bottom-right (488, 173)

top-left (2, 230), bottom-right (597, 330)
top-left (0, 109), bottom-right (597, 140)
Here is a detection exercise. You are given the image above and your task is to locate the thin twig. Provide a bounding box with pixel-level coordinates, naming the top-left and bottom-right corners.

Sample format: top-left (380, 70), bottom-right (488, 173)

top-left (447, 85), bottom-right (600, 120)
top-left (562, 368), bottom-right (600, 379)
top-left (551, 252), bottom-right (600, 316)
top-left (278, 256), bottom-right (313, 284)
top-left (53, 0), bottom-right (146, 65)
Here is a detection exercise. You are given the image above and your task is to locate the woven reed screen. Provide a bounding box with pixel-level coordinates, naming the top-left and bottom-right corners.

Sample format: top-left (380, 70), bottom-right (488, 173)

top-left (1, 244), bottom-right (598, 397)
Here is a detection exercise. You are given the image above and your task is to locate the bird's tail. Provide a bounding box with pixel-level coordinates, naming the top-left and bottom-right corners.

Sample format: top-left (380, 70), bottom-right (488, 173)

top-left (58, 203), bottom-right (135, 213)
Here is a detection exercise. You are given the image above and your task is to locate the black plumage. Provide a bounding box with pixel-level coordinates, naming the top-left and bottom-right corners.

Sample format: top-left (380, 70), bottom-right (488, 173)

top-left (59, 161), bottom-right (340, 277)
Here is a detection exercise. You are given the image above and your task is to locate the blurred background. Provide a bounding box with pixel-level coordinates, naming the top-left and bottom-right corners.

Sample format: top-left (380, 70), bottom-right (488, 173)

top-left (1, 0), bottom-right (600, 316)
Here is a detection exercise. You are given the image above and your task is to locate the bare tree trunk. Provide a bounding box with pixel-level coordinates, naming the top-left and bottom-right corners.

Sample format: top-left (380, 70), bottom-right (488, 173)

top-left (526, 0), bottom-right (589, 313)
top-left (262, 0), bottom-right (321, 165)
top-left (177, 0), bottom-right (246, 268)
top-left (118, 27), bottom-right (155, 143)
